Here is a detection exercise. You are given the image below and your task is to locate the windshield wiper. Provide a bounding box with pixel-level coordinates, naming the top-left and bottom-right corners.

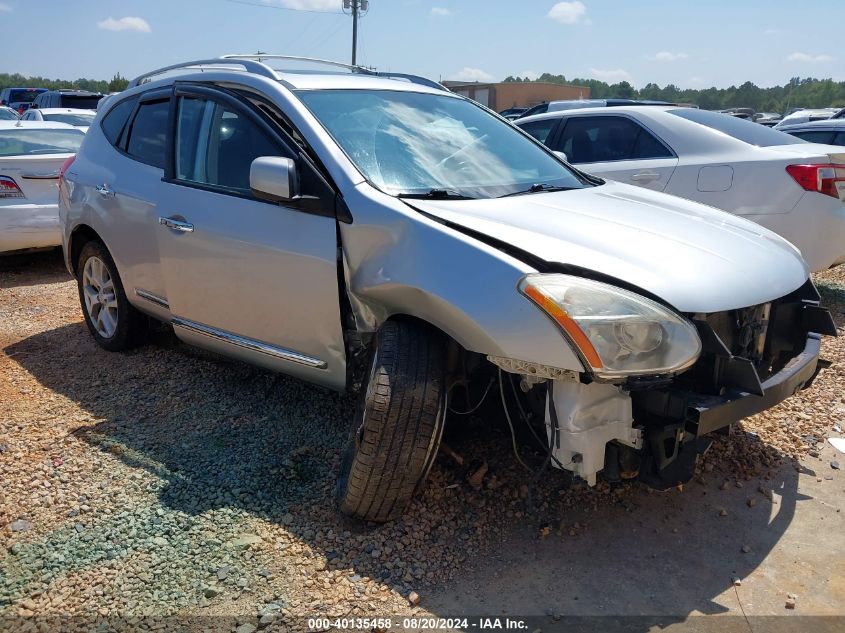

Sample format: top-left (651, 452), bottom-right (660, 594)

top-left (397, 189), bottom-right (476, 200)
top-left (498, 183), bottom-right (576, 198)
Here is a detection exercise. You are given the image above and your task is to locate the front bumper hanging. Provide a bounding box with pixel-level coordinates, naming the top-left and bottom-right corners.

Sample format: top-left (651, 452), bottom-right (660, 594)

top-left (688, 333), bottom-right (823, 436)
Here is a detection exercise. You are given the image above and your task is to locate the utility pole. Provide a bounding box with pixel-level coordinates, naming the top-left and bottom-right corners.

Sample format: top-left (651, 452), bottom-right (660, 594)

top-left (343, 0), bottom-right (369, 66)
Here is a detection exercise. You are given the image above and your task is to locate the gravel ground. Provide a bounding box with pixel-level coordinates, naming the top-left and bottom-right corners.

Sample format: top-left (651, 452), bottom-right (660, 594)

top-left (1, 250), bottom-right (844, 632)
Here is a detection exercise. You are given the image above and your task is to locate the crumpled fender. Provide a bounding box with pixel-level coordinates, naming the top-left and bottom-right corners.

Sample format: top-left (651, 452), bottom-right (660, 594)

top-left (338, 185), bottom-right (585, 373)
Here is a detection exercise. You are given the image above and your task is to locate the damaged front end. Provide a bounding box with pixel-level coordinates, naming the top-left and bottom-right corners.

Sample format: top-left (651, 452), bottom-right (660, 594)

top-left (518, 278), bottom-right (836, 489)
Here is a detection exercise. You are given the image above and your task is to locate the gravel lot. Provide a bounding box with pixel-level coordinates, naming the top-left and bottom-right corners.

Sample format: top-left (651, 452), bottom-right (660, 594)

top-left (1, 250), bottom-right (844, 632)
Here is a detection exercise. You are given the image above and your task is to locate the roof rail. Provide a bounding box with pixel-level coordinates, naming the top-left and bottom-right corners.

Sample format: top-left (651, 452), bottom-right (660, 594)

top-left (128, 58), bottom-right (278, 88)
top-left (223, 54), bottom-right (448, 91)
top-left (222, 53), bottom-right (376, 75)
top-left (128, 54), bottom-right (448, 93)
top-left (373, 72), bottom-right (446, 92)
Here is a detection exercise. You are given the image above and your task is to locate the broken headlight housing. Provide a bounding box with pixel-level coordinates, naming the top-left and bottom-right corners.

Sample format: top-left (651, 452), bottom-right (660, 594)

top-left (519, 273), bottom-right (701, 380)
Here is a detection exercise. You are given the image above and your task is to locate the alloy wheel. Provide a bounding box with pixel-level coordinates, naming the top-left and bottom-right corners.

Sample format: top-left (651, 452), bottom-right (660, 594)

top-left (82, 256), bottom-right (118, 338)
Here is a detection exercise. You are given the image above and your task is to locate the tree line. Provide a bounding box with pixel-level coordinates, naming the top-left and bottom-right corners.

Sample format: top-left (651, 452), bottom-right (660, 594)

top-left (0, 72), bottom-right (129, 94)
top-left (4, 69), bottom-right (844, 112)
top-left (503, 74), bottom-right (845, 112)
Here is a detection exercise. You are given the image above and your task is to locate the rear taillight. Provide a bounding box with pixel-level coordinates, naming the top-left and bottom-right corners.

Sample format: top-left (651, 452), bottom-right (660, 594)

top-left (786, 163), bottom-right (845, 199)
top-left (59, 155), bottom-right (76, 179)
top-left (0, 175), bottom-right (24, 198)
top-left (58, 155), bottom-right (76, 200)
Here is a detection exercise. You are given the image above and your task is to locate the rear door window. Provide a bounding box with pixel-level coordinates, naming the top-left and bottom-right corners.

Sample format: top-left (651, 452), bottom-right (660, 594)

top-left (554, 116), bottom-right (672, 163)
top-left (834, 132), bottom-right (845, 146)
top-left (125, 99), bottom-right (170, 169)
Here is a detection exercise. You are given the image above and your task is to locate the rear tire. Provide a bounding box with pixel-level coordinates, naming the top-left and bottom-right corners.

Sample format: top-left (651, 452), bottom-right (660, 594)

top-left (336, 319), bottom-right (446, 522)
top-left (76, 240), bottom-right (146, 351)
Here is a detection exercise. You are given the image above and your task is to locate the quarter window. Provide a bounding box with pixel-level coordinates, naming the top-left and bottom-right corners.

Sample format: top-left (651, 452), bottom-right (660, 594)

top-left (834, 132), bottom-right (845, 146)
top-left (100, 97), bottom-right (138, 146)
top-left (125, 99), bottom-right (169, 169)
top-left (174, 96), bottom-right (284, 193)
top-left (519, 118), bottom-right (557, 144)
top-left (554, 116), bottom-right (673, 164)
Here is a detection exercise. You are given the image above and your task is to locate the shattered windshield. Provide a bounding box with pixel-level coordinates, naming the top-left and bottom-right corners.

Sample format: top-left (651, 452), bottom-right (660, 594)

top-left (299, 89), bottom-right (589, 198)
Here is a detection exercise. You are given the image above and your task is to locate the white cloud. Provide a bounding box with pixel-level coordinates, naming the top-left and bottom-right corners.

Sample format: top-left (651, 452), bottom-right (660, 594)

top-left (430, 7), bottom-right (450, 16)
top-left (589, 68), bottom-right (633, 83)
top-left (788, 52), bottom-right (833, 63)
top-left (547, 1), bottom-right (587, 25)
top-left (0, 2), bottom-right (11, 11)
top-left (453, 67), bottom-right (495, 82)
top-left (270, 0), bottom-right (339, 9)
top-left (97, 16), bottom-right (151, 33)
top-left (650, 51), bottom-right (688, 62)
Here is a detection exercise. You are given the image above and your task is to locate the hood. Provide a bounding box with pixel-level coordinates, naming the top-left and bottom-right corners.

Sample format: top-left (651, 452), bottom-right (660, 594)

top-left (407, 181), bottom-right (808, 313)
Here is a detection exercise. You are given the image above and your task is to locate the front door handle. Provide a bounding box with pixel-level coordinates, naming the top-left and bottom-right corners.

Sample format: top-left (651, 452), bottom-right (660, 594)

top-left (630, 171), bottom-right (661, 183)
top-left (96, 184), bottom-right (115, 197)
top-left (158, 216), bottom-right (194, 233)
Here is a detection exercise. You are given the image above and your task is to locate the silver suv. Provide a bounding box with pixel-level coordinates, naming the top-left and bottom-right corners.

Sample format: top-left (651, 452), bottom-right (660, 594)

top-left (60, 55), bottom-right (835, 522)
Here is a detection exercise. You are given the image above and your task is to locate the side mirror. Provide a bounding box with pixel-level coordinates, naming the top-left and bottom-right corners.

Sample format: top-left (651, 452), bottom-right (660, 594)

top-left (554, 150), bottom-right (569, 162)
top-left (250, 156), bottom-right (297, 202)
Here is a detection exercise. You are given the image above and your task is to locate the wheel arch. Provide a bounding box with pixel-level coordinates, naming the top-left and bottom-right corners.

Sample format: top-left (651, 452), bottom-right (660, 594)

top-left (68, 223), bottom-right (105, 275)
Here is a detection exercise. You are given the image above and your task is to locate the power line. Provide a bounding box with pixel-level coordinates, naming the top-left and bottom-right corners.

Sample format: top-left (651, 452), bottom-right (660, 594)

top-left (225, 0), bottom-right (342, 14)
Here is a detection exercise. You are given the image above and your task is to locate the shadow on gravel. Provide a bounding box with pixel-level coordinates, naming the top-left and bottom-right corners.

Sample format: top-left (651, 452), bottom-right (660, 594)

top-left (817, 281), bottom-right (845, 329)
top-left (5, 321), bottom-right (805, 629)
top-left (0, 249), bottom-right (70, 289)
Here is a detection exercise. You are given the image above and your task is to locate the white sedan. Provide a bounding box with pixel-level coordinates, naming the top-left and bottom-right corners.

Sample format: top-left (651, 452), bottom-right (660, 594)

top-left (21, 107), bottom-right (96, 132)
top-left (516, 106), bottom-right (845, 272)
top-left (0, 120), bottom-right (85, 253)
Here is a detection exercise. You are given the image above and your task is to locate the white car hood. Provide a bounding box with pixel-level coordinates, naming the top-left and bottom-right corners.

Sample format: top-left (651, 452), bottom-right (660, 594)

top-left (407, 181), bottom-right (809, 313)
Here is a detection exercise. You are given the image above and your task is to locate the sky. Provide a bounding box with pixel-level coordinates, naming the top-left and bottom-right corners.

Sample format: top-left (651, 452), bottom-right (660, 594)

top-left (0, 0), bottom-right (841, 89)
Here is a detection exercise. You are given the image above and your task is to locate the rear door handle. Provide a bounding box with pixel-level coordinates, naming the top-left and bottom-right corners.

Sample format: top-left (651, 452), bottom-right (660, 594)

top-left (96, 184), bottom-right (115, 197)
top-left (158, 216), bottom-right (194, 233)
top-left (630, 171), bottom-right (661, 183)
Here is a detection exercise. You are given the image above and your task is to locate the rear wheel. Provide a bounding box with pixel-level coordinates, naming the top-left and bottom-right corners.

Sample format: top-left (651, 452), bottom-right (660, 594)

top-left (77, 240), bottom-right (146, 351)
top-left (336, 319), bottom-right (446, 522)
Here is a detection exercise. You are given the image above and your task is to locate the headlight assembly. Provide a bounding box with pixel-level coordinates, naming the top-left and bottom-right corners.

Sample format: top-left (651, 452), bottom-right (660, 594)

top-left (519, 273), bottom-right (701, 380)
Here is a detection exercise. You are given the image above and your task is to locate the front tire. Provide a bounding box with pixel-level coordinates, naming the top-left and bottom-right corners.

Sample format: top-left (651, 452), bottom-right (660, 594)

top-left (337, 319), bottom-right (446, 522)
top-left (77, 240), bottom-right (146, 351)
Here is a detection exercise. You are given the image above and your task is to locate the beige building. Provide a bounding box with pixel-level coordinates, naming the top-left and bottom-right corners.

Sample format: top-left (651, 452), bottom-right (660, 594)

top-left (443, 81), bottom-right (590, 112)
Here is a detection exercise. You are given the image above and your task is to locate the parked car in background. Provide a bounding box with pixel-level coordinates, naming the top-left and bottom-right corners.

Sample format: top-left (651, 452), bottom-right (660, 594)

top-left (516, 106), bottom-right (845, 271)
top-left (778, 119), bottom-right (845, 146)
top-left (0, 87), bottom-right (47, 114)
top-left (60, 55), bottom-right (835, 522)
top-left (774, 108), bottom-right (838, 128)
top-left (0, 121), bottom-right (84, 253)
top-left (21, 108), bottom-right (96, 132)
top-left (0, 106), bottom-right (20, 120)
top-left (719, 107), bottom-right (755, 120)
top-left (499, 107), bottom-right (527, 120)
top-left (833, 107), bottom-right (845, 119)
top-left (518, 98), bottom-right (675, 119)
top-left (754, 112), bottom-right (782, 126)
top-left (31, 89), bottom-right (104, 111)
